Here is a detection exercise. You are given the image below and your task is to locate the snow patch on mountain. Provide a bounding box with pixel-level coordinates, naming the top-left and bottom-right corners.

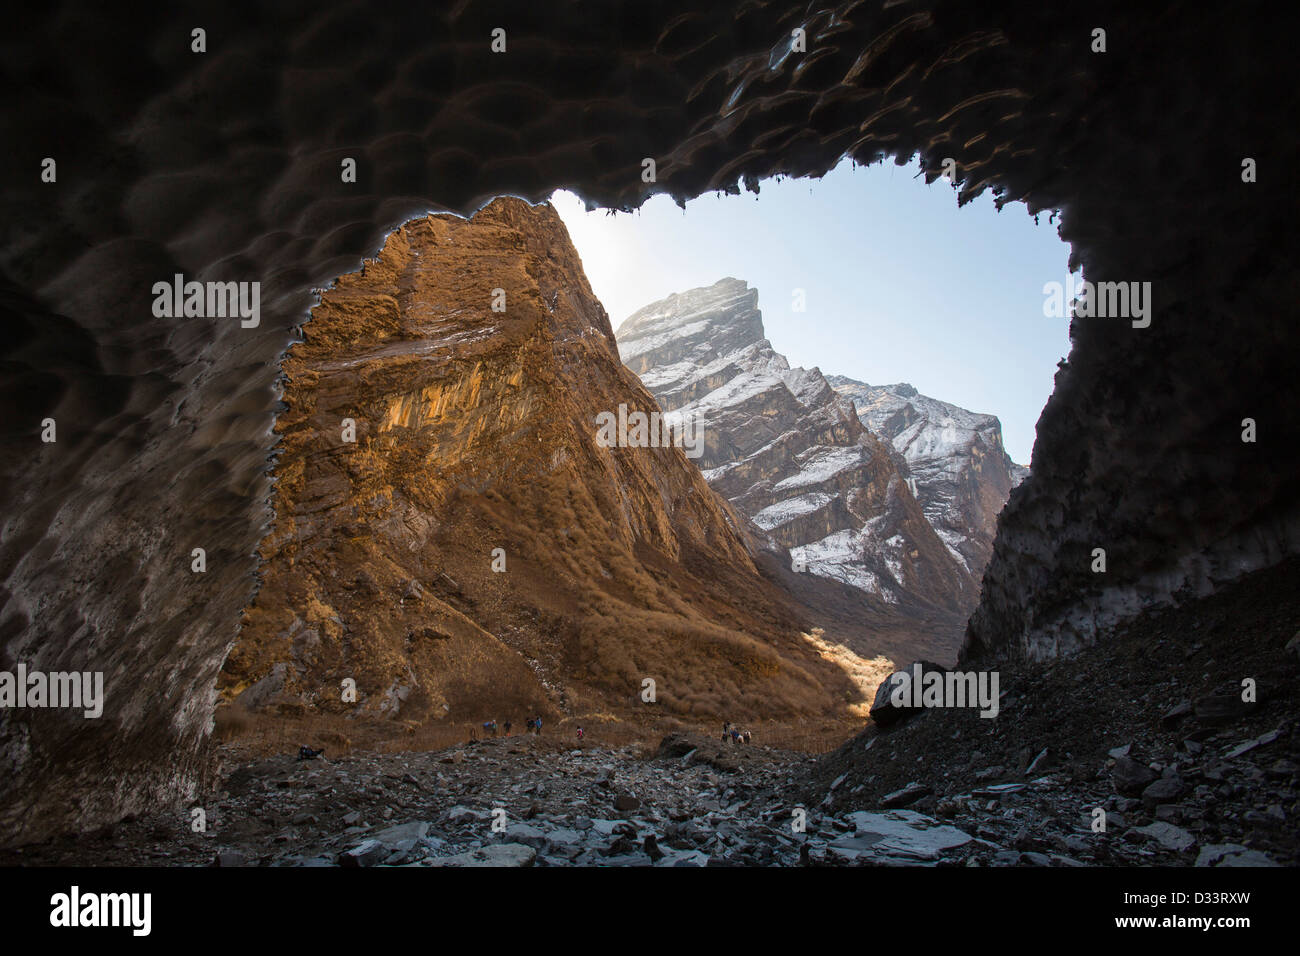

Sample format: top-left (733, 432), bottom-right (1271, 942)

top-left (827, 375), bottom-right (1029, 577)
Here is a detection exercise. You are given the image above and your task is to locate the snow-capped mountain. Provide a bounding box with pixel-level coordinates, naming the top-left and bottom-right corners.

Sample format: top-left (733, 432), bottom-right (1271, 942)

top-left (827, 376), bottom-right (1029, 578)
top-left (616, 278), bottom-right (976, 621)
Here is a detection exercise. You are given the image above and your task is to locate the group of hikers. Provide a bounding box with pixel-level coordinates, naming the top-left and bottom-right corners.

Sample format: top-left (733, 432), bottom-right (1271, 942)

top-left (478, 718), bottom-right (591, 740)
top-left (306, 716), bottom-right (751, 760)
top-left (722, 721), bottom-right (752, 745)
top-left (481, 716), bottom-right (545, 737)
top-left (475, 718), bottom-right (750, 744)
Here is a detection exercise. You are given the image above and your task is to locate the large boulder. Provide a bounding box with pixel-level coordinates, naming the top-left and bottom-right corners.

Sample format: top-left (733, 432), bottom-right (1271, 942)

top-left (1112, 757), bottom-right (1159, 796)
top-left (338, 839), bottom-right (389, 868)
top-left (427, 844), bottom-right (537, 868)
top-left (869, 661), bottom-right (950, 726)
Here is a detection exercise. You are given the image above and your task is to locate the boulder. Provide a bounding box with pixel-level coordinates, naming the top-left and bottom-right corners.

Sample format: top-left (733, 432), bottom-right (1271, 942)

top-left (338, 839), bottom-right (388, 867)
top-left (1136, 821), bottom-right (1195, 852)
top-left (1141, 775), bottom-right (1186, 809)
top-left (1194, 693), bottom-right (1251, 726)
top-left (880, 782), bottom-right (931, 808)
top-left (1195, 844), bottom-right (1279, 867)
top-left (1160, 701), bottom-right (1192, 728)
top-left (370, 820), bottom-right (429, 848)
top-left (427, 844), bottom-right (537, 867)
top-left (1224, 729), bottom-right (1281, 759)
top-left (1112, 756), bottom-right (1158, 795)
top-left (870, 661), bottom-right (950, 726)
top-left (502, 823), bottom-right (549, 849)
top-left (656, 734), bottom-right (697, 758)
top-left (837, 809), bottom-right (972, 862)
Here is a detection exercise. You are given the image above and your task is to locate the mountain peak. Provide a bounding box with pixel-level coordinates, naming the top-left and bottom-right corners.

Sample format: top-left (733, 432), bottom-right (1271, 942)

top-left (616, 283), bottom-right (980, 662)
top-left (615, 279), bottom-right (766, 374)
top-left (829, 376), bottom-right (1029, 575)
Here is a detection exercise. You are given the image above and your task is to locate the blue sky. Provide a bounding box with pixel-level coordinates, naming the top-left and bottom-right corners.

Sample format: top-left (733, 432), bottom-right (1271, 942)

top-left (551, 157), bottom-right (1071, 466)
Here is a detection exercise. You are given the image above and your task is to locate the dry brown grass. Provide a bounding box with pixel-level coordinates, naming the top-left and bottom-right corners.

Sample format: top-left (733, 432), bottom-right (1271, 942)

top-left (212, 699), bottom-right (860, 762)
top-left (799, 627), bottom-right (896, 718)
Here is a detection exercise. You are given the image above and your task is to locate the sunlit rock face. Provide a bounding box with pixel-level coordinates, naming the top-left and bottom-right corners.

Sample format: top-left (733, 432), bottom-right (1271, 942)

top-left (221, 198), bottom-right (852, 730)
top-left (828, 376), bottom-right (1027, 579)
top-left (0, 2), bottom-right (1292, 844)
top-left (617, 279), bottom-right (975, 630)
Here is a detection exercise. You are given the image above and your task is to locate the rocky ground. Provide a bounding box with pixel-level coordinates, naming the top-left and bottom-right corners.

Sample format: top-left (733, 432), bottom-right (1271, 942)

top-left (0, 733), bottom-right (831, 868)
top-left (807, 556), bottom-right (1300, 867)
top-left (4, 560), bottom-right (1296, 868)
top-left (0, 729), bottom-right (1081, 868)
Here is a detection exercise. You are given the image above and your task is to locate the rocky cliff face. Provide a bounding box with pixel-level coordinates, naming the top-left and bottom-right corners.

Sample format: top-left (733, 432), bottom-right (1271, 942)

top-left (616, 279), bottom-right (976, 649)
top-left (827, 376), bottom-right (1028, 579)
top-left (219, 201), bottom-right (853, 731)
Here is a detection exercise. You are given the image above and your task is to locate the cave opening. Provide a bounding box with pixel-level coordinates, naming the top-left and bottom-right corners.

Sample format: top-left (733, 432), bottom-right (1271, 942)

top-left (1, 3), bottom-right (1290, 866)
top-left (212, 155), bottom-right (1074, 769)
top-left (552, 156), bottom-right (1072, 654)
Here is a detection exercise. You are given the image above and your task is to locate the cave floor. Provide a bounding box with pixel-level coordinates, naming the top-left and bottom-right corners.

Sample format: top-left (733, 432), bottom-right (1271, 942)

top-left (3, 559), bottom-right (1296, 868)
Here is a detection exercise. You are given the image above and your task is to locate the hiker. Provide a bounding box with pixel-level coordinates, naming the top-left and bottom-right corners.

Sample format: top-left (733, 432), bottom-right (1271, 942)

top-left (298, 745), bottom-right (325, 761)
top-left (525, 717), bottom-right (535, 734)
top-left (536, 716), bottom-right (543, 735)
top-left (577, 727), bottom-right (584, 740)
top-left (722, 720), bottom-right (730, 743)
top-left (743, 730), bottom-right (751, 745)
top-left (504, 720), bottom-right (512, 736)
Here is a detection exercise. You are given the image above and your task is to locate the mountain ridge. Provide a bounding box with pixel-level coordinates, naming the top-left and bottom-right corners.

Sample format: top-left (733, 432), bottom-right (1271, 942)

top-left (827, 374), bottom-right (1028, 578)
top-left (616, 278), bottom-right (980, 663)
